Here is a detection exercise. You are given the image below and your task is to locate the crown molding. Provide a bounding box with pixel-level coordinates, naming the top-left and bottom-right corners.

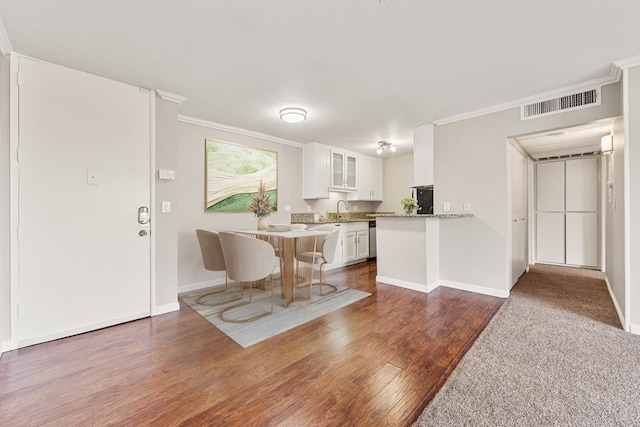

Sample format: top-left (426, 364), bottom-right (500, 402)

top-left (0, 16), bottom-right (13, 55)
top-left (613, 54), bottom-right (640, 70)
top-left (178, 115), bottom-right (305, 148)
top-left (433, 66), bottom-right (622, 126)
top-left (156, 90), bottom-right (187, 104)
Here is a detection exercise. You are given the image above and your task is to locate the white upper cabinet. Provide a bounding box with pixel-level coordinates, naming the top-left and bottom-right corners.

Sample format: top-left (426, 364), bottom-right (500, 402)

top-left (348, 155), bottom-right (383, 201)
top-left (330, 149), bottom-right (357, 191)
top-left (303, 142), bottom-right (331, 199)
top-left (412, 123), bottom-right (434, 187)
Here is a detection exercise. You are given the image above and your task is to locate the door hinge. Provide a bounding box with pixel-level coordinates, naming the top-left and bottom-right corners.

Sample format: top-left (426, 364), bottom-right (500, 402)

top-left (16, 71), bottom-right (22, 86)
top-left (16, 304), bottom-right (20, 319)
top-left (16, 147), bottom-right (22, 162)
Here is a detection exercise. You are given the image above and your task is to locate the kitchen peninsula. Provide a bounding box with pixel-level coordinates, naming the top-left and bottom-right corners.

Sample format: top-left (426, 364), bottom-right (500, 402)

top-left (371, 213), bottom-right (473, 293)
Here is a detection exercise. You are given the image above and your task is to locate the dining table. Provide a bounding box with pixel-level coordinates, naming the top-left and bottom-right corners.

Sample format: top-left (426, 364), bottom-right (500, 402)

top-left (227, 228), bottom-right (330, 307)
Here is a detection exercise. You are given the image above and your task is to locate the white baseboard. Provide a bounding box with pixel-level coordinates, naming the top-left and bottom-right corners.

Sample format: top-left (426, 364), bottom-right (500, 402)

top-left (604, 276), bottom-right (626, 330)
top-left (152, 301), bottom-right (180, 316)
top-left (629, 324), bottom-right (640, 335)
top-left (439, 279), bottom-right (510, 299)
top-left (1, 339), bottom-right (14, 356)
top-left (375, 275), bottom-right (439, 293)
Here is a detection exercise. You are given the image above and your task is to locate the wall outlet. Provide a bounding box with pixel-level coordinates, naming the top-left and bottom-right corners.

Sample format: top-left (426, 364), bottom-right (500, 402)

top-left (284, 204), bottom-right (291, 213)
top-left (161, 201), bottom-right (171, 213)
top-left (307, 205), bottom-right (312, 212)
top-left (443, 202), bottom-right (451, 212)
top-left (463, 203), bottom-right (471, 212)
top-left (353, 206), bottom-right (359, 212)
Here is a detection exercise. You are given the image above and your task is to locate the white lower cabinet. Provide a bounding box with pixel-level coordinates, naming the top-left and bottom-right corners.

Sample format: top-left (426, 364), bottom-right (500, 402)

top-left (320, 222), bottom-right (369, 270)
top-left (340, 222), bottom-right (369, 263)
top-left (356, 230), bottom-right (369, 259)
top-left (342, 231), bottom-right (357, 262)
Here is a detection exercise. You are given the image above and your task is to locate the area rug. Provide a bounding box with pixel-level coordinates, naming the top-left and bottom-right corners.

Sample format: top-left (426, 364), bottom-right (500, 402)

top-left (179, 280), bottom-right (370, 348)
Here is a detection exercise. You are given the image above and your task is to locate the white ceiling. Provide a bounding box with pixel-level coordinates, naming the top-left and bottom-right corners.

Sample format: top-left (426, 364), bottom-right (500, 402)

top-left (0, 0), bottom-right (639, 157)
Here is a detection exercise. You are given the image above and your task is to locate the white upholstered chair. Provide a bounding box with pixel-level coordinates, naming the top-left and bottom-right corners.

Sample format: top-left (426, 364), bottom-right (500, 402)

top-left (195, 229), bottom-right (244, 306)
top-left (218, 231), bottom-right (277, 323)
top-left (294, 224), bottom-right (340, 299)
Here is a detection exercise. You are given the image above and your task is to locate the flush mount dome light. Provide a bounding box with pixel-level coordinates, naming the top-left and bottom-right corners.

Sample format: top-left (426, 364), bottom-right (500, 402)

top-left (279, 107), bottom-right (307, 123)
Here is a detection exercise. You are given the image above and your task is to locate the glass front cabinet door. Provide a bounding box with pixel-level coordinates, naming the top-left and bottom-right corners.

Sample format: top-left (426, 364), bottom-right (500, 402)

top-left (330, 149), bottom-right (357, 191)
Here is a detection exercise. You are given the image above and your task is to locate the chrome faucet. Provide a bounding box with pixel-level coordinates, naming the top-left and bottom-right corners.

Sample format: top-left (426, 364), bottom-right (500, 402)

top-left (337, 199), bottom-right (349, 221)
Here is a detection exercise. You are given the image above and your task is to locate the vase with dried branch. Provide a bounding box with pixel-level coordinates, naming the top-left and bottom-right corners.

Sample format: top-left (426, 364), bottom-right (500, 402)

top-left (250, 180), bottom-right (274, 230)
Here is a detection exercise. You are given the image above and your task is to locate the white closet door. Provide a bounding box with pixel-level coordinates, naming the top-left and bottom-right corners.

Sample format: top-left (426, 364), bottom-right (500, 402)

top-left (16, 56), bottom-right (151, 346)
top-left (536, 161), bottom-right (565, 212)
top-left (566, 212), bottom-right (598, 267)
top-left (566, 158), bottom-right (597, 211)
top-left (536, 212), bottom-right (565, 264)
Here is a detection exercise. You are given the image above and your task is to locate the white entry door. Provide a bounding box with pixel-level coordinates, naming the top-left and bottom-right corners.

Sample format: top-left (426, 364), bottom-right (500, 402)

top-left (15, 56), bottom-right (152, 347)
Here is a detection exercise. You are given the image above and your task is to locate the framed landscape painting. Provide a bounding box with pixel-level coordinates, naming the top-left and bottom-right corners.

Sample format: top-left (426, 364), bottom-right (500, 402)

top-left (205, 139), bottom-right (278, 212)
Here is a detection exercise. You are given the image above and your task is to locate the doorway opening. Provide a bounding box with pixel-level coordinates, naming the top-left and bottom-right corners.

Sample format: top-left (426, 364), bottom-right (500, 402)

top-left (510, 118), bottom-right (617, 273)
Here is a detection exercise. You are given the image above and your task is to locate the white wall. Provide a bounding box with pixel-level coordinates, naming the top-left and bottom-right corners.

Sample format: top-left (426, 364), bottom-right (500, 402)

top-left (605, 116), bottom-right (625, 324)
top-left (377, 154), bottom-right (414, 214)
top-left (626, 65), bottom-right (640, 329)
top-left (0, 55), bottom-right (10, 351)
top-left (153, 95), bottom-right (180, 311)
top-left (435, 82), bottom-right (622, 294)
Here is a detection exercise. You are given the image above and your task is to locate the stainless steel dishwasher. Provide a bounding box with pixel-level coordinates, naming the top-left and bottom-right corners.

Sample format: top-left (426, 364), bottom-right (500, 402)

top-left (368, 220), bottom-right (376, 259)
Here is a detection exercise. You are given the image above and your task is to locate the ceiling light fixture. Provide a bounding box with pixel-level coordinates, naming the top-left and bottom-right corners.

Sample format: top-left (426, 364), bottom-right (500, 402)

top-left (279, 107), bottom-right (307, 123)
top-left (376, 140), bottom-right (396, 155)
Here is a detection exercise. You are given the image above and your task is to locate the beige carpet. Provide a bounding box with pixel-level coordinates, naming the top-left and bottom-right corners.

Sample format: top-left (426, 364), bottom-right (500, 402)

top-left (414, 264), bottom-right (640, 426)
top-left (180, 280), bottom-right (370, 348)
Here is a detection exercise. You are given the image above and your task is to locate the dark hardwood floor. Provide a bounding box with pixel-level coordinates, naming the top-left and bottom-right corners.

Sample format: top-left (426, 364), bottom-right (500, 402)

top-left (0, 261), bottom-right (503, 426)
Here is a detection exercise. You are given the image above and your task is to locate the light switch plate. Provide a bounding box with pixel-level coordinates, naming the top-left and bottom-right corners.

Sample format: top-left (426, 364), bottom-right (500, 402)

top-left (161, 201), bottom-right (171, 213)
top-left (158, 169), bottom-right (176, 180)
top-left (443, 202), bottom-right (451, 212)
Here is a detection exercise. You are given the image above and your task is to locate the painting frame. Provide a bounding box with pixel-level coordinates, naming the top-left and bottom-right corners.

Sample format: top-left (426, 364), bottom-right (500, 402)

top-left (204, 139), bottom-right (278, 213)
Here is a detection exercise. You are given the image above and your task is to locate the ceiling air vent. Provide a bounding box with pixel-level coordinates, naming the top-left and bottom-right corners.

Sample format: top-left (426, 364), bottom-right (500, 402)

top-left (521, 87), bottom-right (600, 120)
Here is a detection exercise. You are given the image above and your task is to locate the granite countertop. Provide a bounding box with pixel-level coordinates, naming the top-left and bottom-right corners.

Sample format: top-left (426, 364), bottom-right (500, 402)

top-left (370, 213), bottom-right (474, 218)
top-left (291, 211), bottom-right (392, 224)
